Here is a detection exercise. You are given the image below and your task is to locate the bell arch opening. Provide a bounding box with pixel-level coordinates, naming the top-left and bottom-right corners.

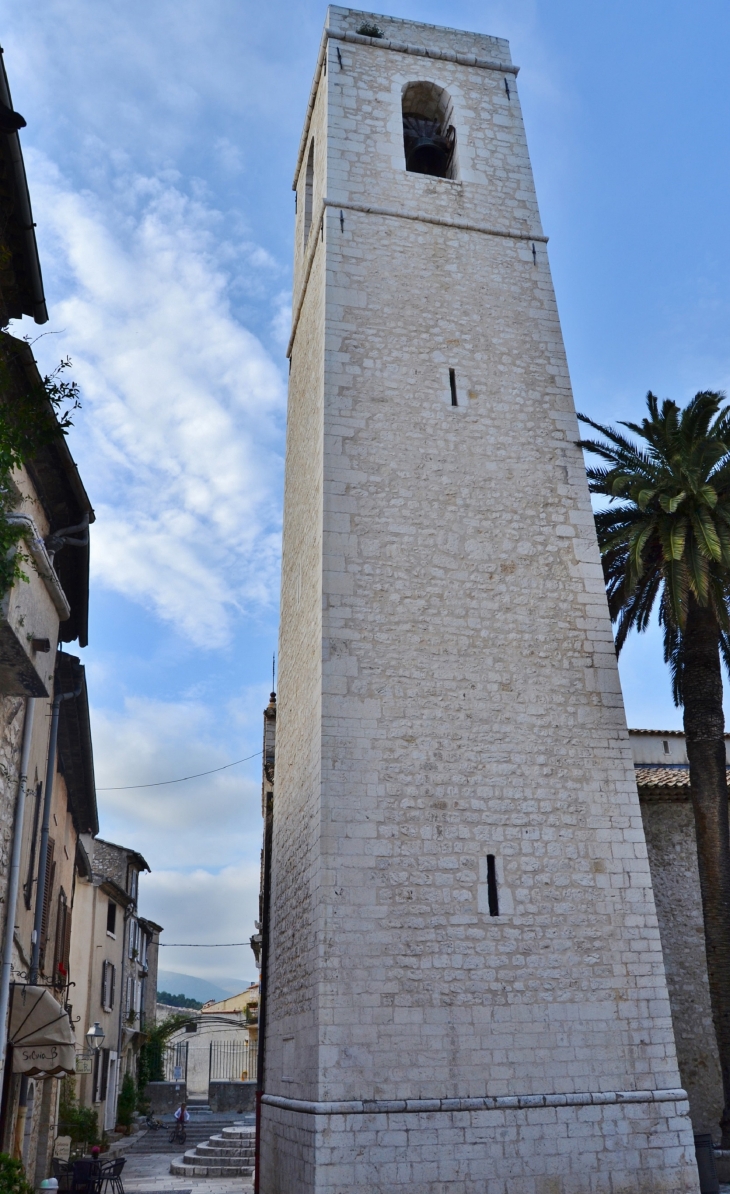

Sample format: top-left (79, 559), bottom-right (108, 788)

top-left (303, 139), bottom-right (315, 243)
top-left (402, 81), bottom-right (456, 180)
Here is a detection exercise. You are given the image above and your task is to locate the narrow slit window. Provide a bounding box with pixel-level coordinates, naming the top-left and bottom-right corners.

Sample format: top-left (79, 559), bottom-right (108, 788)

top-left (303, 139), bottom-right (315, 244)
top-left (486, 854), bottom-right (499, 916)
top-left (663, 739), bottom-right (670, 754)
top-left (449, 368), bottom-right (458, 406)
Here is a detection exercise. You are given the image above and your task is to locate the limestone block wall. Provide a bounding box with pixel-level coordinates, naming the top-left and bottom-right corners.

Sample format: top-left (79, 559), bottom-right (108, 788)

top-left (263, 9), bottom-right (699, 1192)
top-left (640, 794), bottom-right (723, 1136)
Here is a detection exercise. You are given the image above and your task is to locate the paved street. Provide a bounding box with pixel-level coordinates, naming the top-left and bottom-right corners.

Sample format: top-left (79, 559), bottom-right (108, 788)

top-left (122, 1150), bottom-right (253, 1194)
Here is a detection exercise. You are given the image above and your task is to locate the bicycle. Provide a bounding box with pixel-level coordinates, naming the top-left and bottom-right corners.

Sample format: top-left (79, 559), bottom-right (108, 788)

top-left (169, 1121), bottom-right (187, 1146)
top-left (145, 1114), bottom-right (162, 1131)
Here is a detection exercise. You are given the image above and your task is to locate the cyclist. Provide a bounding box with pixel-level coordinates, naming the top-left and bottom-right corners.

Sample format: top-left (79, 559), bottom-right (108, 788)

top-left (169, 1103), bottom-right (189, 1144)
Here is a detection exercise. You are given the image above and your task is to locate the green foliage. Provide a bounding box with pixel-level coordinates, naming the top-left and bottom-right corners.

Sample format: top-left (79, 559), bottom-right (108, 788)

top-left (356, 21), bottom-right (383, 37)
top-left (0, 1153), bottom-right (34, 1194)
top-left (57, 1077), bottom-right (100, 1146)
top-left (0, 335), bottom-right (80, 599)
top-left (116, 1073), bottom-right (137, 1130)
top-left (578, 390), bottom-right (730, 703)
top-left (137, 1012), bottom-right (196, 1093)
top-left (157, 991), bottom-right (203, 1010)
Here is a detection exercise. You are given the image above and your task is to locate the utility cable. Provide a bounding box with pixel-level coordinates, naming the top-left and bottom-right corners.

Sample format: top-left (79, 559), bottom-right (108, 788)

top-left (96, 750), bottom-right (263, 791)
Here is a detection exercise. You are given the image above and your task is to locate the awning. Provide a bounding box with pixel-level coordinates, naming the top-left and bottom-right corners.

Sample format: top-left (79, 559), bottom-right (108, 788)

top-left (9, 985), bottom-right (76, 1075)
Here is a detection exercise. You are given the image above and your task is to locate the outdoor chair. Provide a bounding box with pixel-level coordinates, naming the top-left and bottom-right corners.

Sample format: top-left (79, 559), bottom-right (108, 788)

top-left (51, 1158), bottom-right (73, 1192)
top-left (70, 1158), bottom-right (103, 1194)
top-left (99, 1157), bottom-right (125, 1194)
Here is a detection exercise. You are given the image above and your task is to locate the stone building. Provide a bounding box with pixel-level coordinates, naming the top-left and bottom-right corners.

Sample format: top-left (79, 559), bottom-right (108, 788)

top-left (69, 836), bottom-right (160, 1132)
top-left (259, 8), bottom-right (700, 1192)
top-left (0, 653), bottom-right (97, 1178)
top-left (632, 730), bottom-right (725, 1140)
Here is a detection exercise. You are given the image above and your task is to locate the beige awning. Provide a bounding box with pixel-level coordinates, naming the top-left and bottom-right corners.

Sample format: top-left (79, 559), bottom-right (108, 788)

top-left (10, 985), bottom-right (76, 1076)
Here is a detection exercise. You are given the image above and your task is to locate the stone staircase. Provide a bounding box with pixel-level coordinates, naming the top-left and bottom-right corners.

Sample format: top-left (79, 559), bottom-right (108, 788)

top-left (128, 1112), bottom-right (240, 1154)
top-left (170, 1124), bottom-right (255, 1177)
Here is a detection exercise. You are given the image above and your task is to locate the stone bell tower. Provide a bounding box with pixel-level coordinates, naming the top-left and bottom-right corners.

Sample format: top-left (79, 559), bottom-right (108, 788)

top-left (260, 8), bottom-right (700, 1192)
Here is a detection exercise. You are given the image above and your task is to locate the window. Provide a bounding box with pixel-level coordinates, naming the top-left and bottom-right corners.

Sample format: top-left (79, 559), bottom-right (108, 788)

top-left (38, 840), bottom-right (55, 973)
top-left (663, 739), bottom-right (670, 754)
top-left (449, 368), bottom-right (458, 407)
top-left (23, 783), bottom-right (42, 910)
top-left (93, 1047), bottom-right (110, 1103)
top-left (53, 889), bottom-right (72, 989)
top-left (303, 139), bottom-right (314, 243)
top-left (127, 866), bottom-right (138, 903)
top-left (129, 918), bottom-right (138, 959)
top-left (101, 960), bottom-right (116, 1011)
top-left (402, 81), bottom-right (456, 179)
top-left (106, 900), bottom-right (117, 937)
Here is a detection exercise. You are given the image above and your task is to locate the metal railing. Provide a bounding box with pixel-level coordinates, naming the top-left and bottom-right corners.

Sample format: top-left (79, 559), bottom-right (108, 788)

top-left (209, 1038), bottom-right (257, 1082)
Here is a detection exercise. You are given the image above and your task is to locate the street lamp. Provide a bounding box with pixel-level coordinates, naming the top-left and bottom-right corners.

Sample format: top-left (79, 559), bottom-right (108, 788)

top-left (86, 1022), bottom-right (105, 1051)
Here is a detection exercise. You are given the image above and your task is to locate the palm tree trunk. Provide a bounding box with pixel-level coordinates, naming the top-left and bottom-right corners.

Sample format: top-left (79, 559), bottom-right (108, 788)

top-left (683, 598), bottom-right (730, 1144)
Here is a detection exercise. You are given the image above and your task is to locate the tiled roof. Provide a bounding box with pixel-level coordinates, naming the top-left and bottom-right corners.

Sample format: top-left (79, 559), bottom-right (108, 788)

top-left (635, 765), bottom-right (690, 789)
top-left (635, 765), bottom-right (730, 792)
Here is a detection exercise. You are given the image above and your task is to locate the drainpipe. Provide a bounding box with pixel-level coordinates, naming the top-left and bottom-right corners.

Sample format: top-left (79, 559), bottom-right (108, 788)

top-left (14, 680), bottom-right (79, 1156)
top-left (0, 698), bottom-right (36, 1091)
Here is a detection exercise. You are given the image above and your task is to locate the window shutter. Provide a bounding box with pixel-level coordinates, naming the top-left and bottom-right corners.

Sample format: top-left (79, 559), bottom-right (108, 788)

top-left (109, 964), bottom-right (115, 1010)
top-left (53, 889), bottom-right (69, 988)
top-left (100, 1048), bottom-right (110, 1101)
top-left (63, 904), bottom-right (72, 979)
top-left (23, 783), bottom-right (42, 911)
top-left (92, 1046), bottom-right (100, 1102)
top-left (39, 841), bottom-right (55, 971)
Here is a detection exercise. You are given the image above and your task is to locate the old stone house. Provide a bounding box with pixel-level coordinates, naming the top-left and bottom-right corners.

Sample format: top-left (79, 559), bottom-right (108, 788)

top-left (0, 652), bottom-right (97, 1175)
top-left (69, 836), bottom-right (160, 1133)
top-left (632, 729), bottom-right (726, 1139)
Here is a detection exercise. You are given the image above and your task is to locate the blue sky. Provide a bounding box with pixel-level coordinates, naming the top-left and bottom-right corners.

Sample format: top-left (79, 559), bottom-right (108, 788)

top-left (3, 0), bottom-right (730, 996)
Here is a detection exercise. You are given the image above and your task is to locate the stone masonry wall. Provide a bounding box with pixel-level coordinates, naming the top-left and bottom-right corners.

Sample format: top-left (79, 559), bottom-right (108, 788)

top-left (0, 696), bottom-right (26, 958)
top-left (262, 9), bottom-right (699, 1192)
top-left (641, 794), bottom-right (723, 1137)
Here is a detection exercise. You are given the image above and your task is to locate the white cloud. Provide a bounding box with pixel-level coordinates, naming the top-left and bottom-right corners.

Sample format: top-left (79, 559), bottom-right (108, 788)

top-left (22, 150), bottom-right (286, 647)
top-left (142, 864), bottom-right (260, 991)
top-left (90, 692), bottom-right (265, 988)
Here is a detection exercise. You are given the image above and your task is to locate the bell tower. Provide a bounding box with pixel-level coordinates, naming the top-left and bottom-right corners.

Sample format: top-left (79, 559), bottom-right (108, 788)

top-left (260, 8), bottom-right (700, 1193)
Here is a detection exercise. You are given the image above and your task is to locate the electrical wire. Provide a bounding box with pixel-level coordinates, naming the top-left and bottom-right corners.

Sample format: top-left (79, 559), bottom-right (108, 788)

top-left (96, 750), bottom-right (263, 791)
top-left (158, 942), bottom-right (249, 947)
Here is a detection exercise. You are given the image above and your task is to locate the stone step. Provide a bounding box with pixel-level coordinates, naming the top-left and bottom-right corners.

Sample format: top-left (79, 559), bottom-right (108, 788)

top-left (189, 1147), bottom-right (255, 1162)
top-left (193, 1140), bottom-right (255, 1154)
top-left (221, 1126), bottom-right (256, 1138)
top-left (170, 1158), bottom-right (254, 1178)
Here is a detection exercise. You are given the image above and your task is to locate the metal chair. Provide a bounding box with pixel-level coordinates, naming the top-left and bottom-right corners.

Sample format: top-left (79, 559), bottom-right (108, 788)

top-left (51, 1158), bottom-right (73, 1192)
top-left (99, 1157), bottom-right (125, 1194)
top-left (70, 1159), bottom-right (103, 1194)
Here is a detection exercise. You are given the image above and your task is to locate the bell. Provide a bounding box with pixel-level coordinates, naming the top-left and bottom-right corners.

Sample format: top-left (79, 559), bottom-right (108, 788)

top-left (403, 115), bottom-right (454, 179)
top-left (405, 138), bottom-right (449, 177)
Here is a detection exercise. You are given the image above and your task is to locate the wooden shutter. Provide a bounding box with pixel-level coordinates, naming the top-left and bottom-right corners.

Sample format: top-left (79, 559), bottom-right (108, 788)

top-left (109, 964), bottom-right (116, 1010)
top-left (100, 1048), bottom-right (110, 1101)
top-left (39, 841), bottom-right (55, 971)
top-left (23, 783), bottom-right (42, 910)
top-left (101, 959), bottom-right (108, 1009)
top-left (92, 1046), bottom-right (101, 1102)
top-left (53, 889), bottom-right (71, 989)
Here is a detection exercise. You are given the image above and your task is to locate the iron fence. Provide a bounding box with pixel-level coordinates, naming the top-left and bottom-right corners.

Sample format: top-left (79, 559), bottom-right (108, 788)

top-left (209, 1038), bottom-right (257, 1082)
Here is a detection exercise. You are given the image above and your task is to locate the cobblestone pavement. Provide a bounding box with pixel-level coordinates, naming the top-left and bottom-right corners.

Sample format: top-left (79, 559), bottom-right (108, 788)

top-left (122, 1150), bottom-right (253, 1194)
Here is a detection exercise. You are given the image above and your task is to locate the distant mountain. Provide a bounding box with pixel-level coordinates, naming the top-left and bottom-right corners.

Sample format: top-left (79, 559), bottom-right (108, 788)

top-left (156, 970), bottom-right (249, 1004)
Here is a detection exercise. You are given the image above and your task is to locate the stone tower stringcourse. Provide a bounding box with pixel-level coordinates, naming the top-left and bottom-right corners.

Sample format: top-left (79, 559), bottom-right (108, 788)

top-left (261, 8), bottom-right (700, 1192)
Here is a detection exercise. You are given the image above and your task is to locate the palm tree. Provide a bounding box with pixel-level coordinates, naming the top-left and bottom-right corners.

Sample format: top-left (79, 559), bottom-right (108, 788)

top-left (578, 390), bottom-right (730, 1144)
